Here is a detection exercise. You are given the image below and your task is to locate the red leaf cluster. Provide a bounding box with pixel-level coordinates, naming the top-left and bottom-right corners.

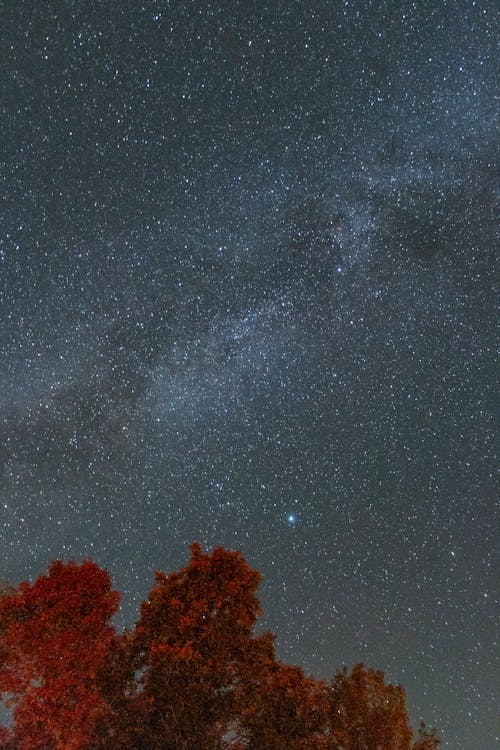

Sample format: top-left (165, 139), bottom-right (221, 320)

top-left (0, 546), bottom-right (439, 749)
top-left (0, 560), bottom-right (119, 750)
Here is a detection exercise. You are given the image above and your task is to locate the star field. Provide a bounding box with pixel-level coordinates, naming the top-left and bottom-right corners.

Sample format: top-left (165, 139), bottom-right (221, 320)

top-left (0, 2), bottom-right (497, 747)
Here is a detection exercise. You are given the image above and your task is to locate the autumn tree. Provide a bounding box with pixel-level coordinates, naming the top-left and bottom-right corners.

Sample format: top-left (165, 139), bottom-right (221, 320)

top-left (81, 625), bottom-right (143, 750)
top-left (324, 663), bottom-right (439, 750)
top-left (0, 548), bottom-right (439, 749)
top-left (411, 722), bottom-right (440, 750)
top-left (127, 542), bottom-right (276, 749)
top-left (0, 560), bottom-right (120, 750)
top-left (232, 661), bottom-right (330, 750)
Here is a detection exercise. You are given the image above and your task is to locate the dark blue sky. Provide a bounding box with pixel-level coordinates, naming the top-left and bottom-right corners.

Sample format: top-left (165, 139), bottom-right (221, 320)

top-left (1, 2), bottom-right (497, 747)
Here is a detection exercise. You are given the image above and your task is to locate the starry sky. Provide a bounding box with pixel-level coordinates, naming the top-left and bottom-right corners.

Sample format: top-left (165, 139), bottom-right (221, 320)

top-left (0, 1), bottom-right (497, 747)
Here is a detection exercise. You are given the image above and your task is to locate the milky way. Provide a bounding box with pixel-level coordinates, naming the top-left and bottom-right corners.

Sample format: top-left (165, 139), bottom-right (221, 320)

top-left (1, 2), bottom-right (497, 747)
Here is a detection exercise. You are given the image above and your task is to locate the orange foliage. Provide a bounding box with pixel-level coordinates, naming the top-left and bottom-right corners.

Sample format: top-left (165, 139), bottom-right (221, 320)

top-left (0, 560), bottom-right (119, 750)
top-left (0, 546), bottom-right (439, 750)
top-left (325, 663), bottom-right (413, 750)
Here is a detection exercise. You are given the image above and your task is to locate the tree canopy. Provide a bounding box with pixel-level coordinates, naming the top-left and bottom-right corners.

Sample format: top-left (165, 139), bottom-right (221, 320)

top-left (0, 544), bottom-right (439, 749)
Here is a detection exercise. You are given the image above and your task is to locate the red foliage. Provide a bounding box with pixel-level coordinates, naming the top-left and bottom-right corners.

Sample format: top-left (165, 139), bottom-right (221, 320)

top-left (0, 548), bottom-right (440, 750)
top-left (324, 663), bottom-right (413, 750)
top-left (234, 661), bottom-right (329, 750)
top-left (130, 543), bottom-right (274, 749)
top-left (0, 560), bottom-right (119, 750)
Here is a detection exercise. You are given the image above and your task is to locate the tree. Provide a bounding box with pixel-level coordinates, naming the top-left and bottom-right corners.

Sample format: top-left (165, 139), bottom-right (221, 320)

top-left (0, 560), bottom-right (120, 750)
top-left (130, 542), bottom-right (275, 749)
top-left (412, 722), bottom-right (440, 750)
top-left (0, 548), bottom-right (439, 749)
top-left (324, 663), bottom-right (435, 750)
top-left (233, 661), bottom-right (329, 750)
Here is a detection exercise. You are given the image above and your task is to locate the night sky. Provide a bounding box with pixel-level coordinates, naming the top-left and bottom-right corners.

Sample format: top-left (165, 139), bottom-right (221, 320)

top-left (1, 1), bottom-right (497, 747)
